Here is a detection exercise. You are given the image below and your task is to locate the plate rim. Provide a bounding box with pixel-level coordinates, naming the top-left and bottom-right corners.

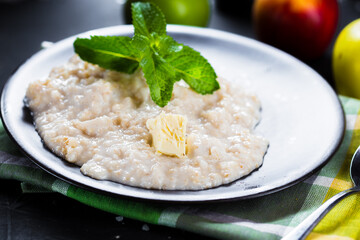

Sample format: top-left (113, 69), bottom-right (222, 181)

top-left (0, 25), bottom-right (346, 202)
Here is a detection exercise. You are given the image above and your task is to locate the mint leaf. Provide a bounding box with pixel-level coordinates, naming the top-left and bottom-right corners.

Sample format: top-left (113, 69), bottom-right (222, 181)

top-left (164, 44), bottom-right (219, 94)
top-left (131, 2), bottom-right (166, 38)
top-left (74, 36), bottom-right (139, 74)
top-left (155, 34), bottom-right (184, 57)
top-left (155, 35), bottom-right (219, 94)
top-left (133, 35), bottom-right (179, 107)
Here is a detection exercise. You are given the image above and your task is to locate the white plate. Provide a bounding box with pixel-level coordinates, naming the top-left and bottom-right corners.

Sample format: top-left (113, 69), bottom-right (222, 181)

top-left (0, 25), bottom-right (345, 202)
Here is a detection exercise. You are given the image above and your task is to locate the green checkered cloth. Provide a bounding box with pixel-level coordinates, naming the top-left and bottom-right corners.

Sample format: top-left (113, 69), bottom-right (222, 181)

top-left (1, 96), bottom-right (360, 240)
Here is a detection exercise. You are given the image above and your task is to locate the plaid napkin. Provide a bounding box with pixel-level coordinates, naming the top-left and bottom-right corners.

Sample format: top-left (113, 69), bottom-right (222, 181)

top-left (1, 95), bottom-right (360, 240)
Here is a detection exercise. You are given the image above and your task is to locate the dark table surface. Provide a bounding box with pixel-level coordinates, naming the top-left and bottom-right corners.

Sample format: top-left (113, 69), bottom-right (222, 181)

top-left (1, 0), bottom-right (359, 239)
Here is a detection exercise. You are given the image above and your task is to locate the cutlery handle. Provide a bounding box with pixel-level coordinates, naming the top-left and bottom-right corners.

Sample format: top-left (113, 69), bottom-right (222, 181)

top-left (282, 186), bottom-right (360, 240)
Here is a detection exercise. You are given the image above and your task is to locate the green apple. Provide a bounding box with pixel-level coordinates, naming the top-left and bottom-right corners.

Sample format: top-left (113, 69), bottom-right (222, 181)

top-left (333, 19), bottom-right (360, 98)
top-left (124, 0), bottom-right (211, 27)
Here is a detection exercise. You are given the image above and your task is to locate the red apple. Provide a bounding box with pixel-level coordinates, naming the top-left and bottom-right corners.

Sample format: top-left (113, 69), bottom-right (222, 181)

top-left (253, 0), bottom-right (338, 60)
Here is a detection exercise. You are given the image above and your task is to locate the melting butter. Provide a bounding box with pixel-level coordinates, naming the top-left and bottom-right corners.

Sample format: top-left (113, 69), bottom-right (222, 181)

top-left (146, 112), bottom-right (188, 158)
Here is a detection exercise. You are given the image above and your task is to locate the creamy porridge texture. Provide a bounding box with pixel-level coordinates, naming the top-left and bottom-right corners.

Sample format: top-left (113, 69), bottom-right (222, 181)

top-left (25, 55), bottom-right (269, 190)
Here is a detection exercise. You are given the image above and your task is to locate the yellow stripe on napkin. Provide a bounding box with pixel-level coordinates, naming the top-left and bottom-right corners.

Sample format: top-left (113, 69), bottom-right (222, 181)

top-left (308, 110), bottom-right (360, 240)
top-left (307, 232), bottom-right (353, 240)
top-left (329, 179), bottom-right (353, 192)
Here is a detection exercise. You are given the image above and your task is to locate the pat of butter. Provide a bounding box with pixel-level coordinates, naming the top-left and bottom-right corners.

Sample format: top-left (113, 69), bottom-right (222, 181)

top-left (146, 112), bottom-right (188, 158)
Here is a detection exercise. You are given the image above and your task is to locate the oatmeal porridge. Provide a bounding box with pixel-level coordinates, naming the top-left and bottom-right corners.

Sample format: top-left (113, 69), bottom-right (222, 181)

top-left (25, 55), bottom-right (268, 190)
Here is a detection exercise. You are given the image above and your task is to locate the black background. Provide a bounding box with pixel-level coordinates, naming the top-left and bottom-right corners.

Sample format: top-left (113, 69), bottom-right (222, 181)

top-left (1, 0), bottom-right (360, 239)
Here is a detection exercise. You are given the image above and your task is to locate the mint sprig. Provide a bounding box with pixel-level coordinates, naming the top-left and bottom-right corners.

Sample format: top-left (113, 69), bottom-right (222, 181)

top-left (73, 2), bottom-right (219, 107)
